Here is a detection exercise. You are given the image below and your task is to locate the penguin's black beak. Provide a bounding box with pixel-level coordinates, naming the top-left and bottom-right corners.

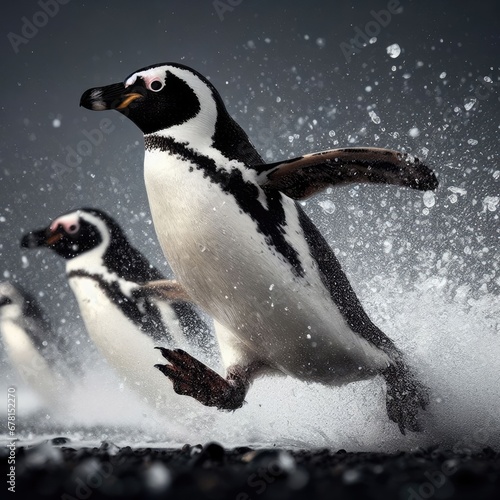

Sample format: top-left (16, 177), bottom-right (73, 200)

top-left (21, 228), bottom-right (62, 249)
top-left (80, 83), bottom-right (145, 111)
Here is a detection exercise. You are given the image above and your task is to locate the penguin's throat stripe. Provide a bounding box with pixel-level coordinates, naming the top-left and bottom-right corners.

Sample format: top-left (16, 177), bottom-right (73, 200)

top-left (144, 135), bottom-right (305, 279)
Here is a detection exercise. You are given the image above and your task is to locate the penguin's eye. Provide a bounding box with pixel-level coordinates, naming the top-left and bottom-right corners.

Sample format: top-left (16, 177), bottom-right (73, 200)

top-left (67, 223), bottom-right (79, 234)
top-left (149, 80), bottom-right (164, 92)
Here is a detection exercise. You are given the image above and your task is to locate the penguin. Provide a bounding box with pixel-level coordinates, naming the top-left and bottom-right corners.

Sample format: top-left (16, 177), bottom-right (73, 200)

top-left (80, 63), bottom-right (438, 433)
top-left (0, 281), bottom-right (72, 408)
top-left (21, 208), bottom-right (215, 409)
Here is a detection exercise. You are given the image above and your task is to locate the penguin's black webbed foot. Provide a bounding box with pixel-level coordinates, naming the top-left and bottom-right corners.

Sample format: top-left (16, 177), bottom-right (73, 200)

top-left (383, 361), bottom-right (430, 435)
top-left (155, 348), bottom-right (247, 411)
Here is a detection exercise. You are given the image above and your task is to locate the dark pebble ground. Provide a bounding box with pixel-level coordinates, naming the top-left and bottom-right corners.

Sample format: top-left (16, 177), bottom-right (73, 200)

top-left (2, 440), bottom-right (499, 500)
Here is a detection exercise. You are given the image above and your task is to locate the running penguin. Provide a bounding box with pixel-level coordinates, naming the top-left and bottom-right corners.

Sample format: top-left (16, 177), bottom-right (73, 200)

top-left (80, 64), bottom-right (438, 433)
top-left (0, 281), bottom-right (74, 409)
top-left (21, 208), bottom-right (215, 410)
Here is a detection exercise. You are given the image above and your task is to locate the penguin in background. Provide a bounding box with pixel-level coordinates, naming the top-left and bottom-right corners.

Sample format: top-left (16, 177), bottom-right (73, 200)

top-left (0, 281), bottom-right (73, 410)
top-left (80, 63), bottom-right (438, 433)
top-left (21, 208), bottom-right (216, 411)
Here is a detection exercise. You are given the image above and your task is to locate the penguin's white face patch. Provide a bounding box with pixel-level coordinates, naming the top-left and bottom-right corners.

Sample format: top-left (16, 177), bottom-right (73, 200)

top-left (142, 65), bottom-right (218, 147)
top-left (50, 213), bottom-right (80, 235)
top-left (52, 211), bottom-right (112, 243)
top-left (0, 283), bottom-right (23, 321)
top-left (63, 211), bottom-right (113, 272)
top-left (125, 68), bottom-right (166, 92)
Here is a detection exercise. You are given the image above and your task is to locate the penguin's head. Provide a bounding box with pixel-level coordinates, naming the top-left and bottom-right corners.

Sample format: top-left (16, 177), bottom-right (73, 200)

top-left (20, 208), bottom-right (116, 261)
top-left (80, 63), bottom-right (223, 138)
top-left (22, 208), bottom-right (164, 282)
top-left (0, 282), bottom-right (29, 322)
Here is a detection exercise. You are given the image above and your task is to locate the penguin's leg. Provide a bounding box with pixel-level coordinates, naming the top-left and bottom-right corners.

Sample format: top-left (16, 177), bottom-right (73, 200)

top-left (155, 347), bottom-right (260, 410)
top-left (382, 359), bottom-right (430, 434)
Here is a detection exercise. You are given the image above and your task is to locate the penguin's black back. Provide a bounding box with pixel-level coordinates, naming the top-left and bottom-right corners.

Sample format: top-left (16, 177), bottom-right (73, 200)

top-left (82, 208), bottom-right (165, 284)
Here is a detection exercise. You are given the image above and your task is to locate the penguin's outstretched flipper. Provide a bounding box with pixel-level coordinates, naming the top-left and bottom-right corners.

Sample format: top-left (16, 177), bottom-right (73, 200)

top-left (133, 280), bottom-right (193, 302)
top-left (257, 147), bottom-right (438, 200)
top-left (382, 360), bottom-right (430, 434)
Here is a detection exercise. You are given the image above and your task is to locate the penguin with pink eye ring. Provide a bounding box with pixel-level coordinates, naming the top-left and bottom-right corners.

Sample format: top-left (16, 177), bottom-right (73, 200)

top-left (21, 207), bottom-right (216, 410)
top-left (80, 63), bottom-right (438, 433)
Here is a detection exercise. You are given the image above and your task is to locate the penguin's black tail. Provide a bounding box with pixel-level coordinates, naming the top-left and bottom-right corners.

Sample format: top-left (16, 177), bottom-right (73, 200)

top-left (382, 358), bottom-right (430, 435)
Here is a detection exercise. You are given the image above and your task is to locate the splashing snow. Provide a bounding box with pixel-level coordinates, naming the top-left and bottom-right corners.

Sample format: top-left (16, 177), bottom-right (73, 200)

top-left (369, 110), bottom-right (381, 124)
top-left (386, 43), bottom-right (401, 58)
top-left (423, 191), bottom-right (436, 208)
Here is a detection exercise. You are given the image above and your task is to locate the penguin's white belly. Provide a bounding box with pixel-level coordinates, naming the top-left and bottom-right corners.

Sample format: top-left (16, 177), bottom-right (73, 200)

top-left (68, 276), bottom-right (180, 407)
top-left (0, 321), bottom-right (63, 404)
top-left (145, 153), bottom-right (390, 385)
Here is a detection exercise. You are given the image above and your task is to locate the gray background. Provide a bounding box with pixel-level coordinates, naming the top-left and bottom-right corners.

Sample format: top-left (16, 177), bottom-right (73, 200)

top-left (1, 0), bottom-right (499, 348)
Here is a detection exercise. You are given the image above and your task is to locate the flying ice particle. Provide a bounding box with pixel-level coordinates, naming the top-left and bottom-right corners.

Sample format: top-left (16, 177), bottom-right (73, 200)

top-left (369, 110), bottom-right (381, 124)
top-left (482, 196), bottom-right (499, 212)
top-left (318, 200), bottom-right (336, 214)
top-left (409, 127), bottom-right (420, 138)
top-left (423, 191), bottom-right (436, 208)
top-left (448, 186), bottom-right (467, 196)
top-left (52, 118), bottom-right (61, 128)
top-left (464, 99), bottom-right (476, 111)
top-left (386, 43), bottom-right (401, 58)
